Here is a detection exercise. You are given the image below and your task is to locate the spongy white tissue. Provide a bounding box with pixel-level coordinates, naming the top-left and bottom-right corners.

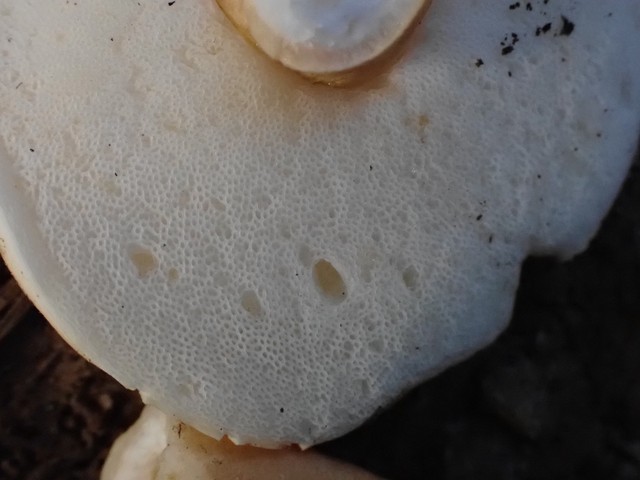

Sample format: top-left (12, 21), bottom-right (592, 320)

top-left (0, 0), bottom-right (638, 447)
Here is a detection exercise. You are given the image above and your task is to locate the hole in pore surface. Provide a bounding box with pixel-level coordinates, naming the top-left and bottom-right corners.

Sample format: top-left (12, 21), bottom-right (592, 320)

top-left (128, 245), bottom-right (157, 278)
top-left (402, 265), bottom-right (419, 291)
top-left (313, 259), bottom-right (347, 303)
top-left (241, 290), bottom-right (263, 316)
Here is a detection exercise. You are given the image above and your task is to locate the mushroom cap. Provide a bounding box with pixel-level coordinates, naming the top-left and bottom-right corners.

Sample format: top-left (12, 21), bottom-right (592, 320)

top-left (0, 0), bottom-right (639, 447)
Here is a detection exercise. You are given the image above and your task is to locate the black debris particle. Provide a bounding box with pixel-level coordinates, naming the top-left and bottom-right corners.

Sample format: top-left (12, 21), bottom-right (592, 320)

top-left (499, 32), bottom-right (519, 55)
top-left (29, 148), bottom-right (34, 152)
top-left (475, 58), bottom-right (484, 67)
top-left (536, 22), bottom-right (552, 36)
top-left (559, 16), bottom-right (575, 36)
top-left (501, 1), bottom-right (578, 57)
top-left (168, 0), bottom-right (175, 5)
top-left (502, 45), bottom-right (514, 56)
top-left (476, 214), bottom-right (483, 221)
top-left (279, 407), bottom-right (284, 413)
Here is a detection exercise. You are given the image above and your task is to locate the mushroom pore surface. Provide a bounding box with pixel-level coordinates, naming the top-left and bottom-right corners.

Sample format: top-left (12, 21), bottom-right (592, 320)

top-left (0, 0), bottom-right (639, 447)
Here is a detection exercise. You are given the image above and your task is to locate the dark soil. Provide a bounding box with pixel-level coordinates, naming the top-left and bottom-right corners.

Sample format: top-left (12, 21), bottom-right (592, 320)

top-left (0, 156), bottom-right (638, 480)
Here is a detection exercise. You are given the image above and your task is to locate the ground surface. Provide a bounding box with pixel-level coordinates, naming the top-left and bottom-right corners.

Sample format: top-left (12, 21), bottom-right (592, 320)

top-left (0, 157), bottom-right (638, 480)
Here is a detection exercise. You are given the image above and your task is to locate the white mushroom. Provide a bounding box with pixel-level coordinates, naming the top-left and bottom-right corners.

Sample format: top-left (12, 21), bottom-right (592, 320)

top-left (216, 0), bottom-right (432, 85)
top-left (0, 0), bottom-right (639, 462)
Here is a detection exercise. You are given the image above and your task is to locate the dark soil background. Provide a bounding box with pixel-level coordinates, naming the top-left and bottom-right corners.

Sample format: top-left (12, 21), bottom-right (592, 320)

top-left (0, 156), bottom-right (638, 480)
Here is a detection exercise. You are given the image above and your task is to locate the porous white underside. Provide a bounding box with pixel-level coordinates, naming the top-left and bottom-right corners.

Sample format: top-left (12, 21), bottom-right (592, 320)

top-left (0, 0), bottom-right (638, 447)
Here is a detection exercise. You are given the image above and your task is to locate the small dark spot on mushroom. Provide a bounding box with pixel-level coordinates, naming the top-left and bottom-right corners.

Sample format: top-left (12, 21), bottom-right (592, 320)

top-left (476, 214), bottom-right (483, 221)
top-left (29, 148), bottom-right (34, 152)
top-left (508, 2), bottom-right (520, 10)
top-left (475, 58), bottom-right (484, 67)
top-left (489, 235), bottom-right (494, 244)
top-left (596, 132), bottom-right (602, 138)
top-left (369, 165), bottom-right (373, 171)
top-left (508, 71), bottom-right (512, 77)
top-left (110, 37), bottom-right (114, 42)
top-left (15, 82), bottom-right (22, 90)
top-left (526, 3), bottom-right (532, 11)
top-left (168, 1), bottom-right (175, 5)
top-left (279, 407), bottom-right (284, 413)
top-left (559, 16), bottom-right (575, 36)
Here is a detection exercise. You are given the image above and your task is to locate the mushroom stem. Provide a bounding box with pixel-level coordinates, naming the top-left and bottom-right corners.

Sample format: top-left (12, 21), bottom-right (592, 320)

top-left (102, 406), bottom-right (381, 480)
top-left (216, 0), bottom-right (432, 86)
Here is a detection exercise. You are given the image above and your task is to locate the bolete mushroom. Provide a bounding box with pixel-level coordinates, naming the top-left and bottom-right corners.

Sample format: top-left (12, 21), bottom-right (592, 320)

top-left (0, 0), bottom-right (639, 476)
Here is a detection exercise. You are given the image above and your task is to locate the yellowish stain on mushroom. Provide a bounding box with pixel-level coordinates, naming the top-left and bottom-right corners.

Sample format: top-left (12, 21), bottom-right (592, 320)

top-left (240, 290), bottom-right (263, 316)
top-left (405, 114), bottom-right (430, 142)
top-left (313, 259), bottom-right (347, 303)
top-left (128, 246), bottom-right (157, 278)
top-left (178, 190), bottom-right (190, 208)
top-left (167, 268), bottom-right (180, 283)
top-left (100, 178), bottom-right (122, 197)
